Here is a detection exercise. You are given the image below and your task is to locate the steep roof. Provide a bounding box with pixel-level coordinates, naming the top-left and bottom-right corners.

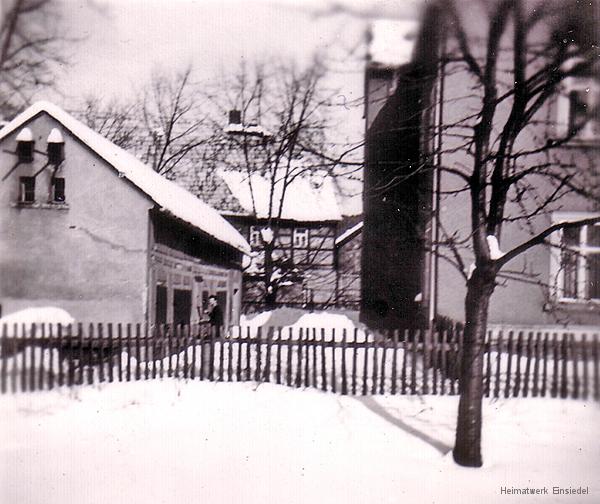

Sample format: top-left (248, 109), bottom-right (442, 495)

top-left (218, 170), bottom-right (343, 222)
top-left (0, 101), bottom-right (250, 254)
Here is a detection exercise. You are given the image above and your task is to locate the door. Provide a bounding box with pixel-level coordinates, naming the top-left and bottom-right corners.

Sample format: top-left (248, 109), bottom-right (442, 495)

top-left (155, 285), bottom-right (167, 325)
top-left (173, 289), bottom-right (192, 326)
top-left (216, 291), bottom-right (228, 327)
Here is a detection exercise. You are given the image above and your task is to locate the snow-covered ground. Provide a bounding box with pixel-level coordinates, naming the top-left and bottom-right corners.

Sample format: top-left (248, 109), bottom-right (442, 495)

top-left (1, 381), bottom-right (598, 504)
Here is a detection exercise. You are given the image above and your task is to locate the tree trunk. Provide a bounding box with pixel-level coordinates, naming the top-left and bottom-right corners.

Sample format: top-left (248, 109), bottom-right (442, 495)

top-left (453, 268), bottom-right (495, 467)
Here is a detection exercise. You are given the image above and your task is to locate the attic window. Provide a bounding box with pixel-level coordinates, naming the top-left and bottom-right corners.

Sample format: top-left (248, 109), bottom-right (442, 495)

top-left (47, 128), bottom-right (64, 164)
top-left (19, 176), bottom-right (35, 203)
top-left (16, 127), bottom-right (34, 163)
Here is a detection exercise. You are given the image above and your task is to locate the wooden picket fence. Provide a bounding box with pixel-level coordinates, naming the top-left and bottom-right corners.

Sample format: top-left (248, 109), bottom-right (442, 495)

top-left (1, 323), bottom-right (599, 400)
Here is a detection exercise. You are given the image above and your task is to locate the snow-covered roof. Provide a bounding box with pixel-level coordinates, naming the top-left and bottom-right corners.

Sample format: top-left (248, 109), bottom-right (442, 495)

top-left (368, 19), bottom-right (419, 67)
top-left (0, 102), bottom-right (250, 255)
top-left (218, 170), bottom-right (343, 222)
top-left (335, 221), bottom-right (363, 246)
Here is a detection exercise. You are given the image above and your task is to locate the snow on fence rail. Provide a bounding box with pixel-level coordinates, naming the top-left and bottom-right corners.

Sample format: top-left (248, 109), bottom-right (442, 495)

top-left (0, 323), bottom-right (599, 400)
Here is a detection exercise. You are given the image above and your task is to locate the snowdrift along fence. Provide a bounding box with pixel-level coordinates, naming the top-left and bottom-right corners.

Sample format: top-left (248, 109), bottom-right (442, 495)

top-left (1, 323), bottom-right (599, 400)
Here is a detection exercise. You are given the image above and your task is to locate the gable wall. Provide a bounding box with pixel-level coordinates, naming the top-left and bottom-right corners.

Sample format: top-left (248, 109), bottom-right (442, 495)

top-left (0, 112), bottom-right (151, 323)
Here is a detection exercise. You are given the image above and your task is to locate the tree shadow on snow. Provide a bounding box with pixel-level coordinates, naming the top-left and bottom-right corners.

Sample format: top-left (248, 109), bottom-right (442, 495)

top-left (353, 396), bottom-right (452, 455)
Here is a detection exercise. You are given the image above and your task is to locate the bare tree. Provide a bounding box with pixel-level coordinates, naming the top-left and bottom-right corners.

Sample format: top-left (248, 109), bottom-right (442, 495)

top-left (0, 0), bottom-right (70, 116)
top-left (417, 0), bottom-right (600, 467)
top-left (201, 60), bottom-right (354, 307)
top-left (140, 67), bottom-right (206, 177)
top-left (75, 67), bottom-right (208, 177)
top-left (75, 95), bottom-right (140, 151)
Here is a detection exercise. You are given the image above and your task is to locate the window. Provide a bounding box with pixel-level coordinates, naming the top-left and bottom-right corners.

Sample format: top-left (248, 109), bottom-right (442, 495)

top-left (249, 226), bottom-right (261, 247)
top-left (19, 177), bottom-right (35, 203)
top-left (293, 228), bottom-right (309, 248)
top-left (52, 177), bottom-right (65, 202)
top-left (558, 78), bottom-right (600, 141)
top-left (553, 217), bottom-right (600, 302)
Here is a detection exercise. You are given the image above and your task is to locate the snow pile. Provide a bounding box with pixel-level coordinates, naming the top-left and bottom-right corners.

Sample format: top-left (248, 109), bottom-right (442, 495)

top-left (219, 170), bottom-right (342, 222)
top-left (0, 307), bottom-right (75, 337)
top-left (369, 19), bottom-right (419, 67)
top-left (0, 102), bottom-right (250, 254)
top-left (0, 381), bottom-right (598, 504)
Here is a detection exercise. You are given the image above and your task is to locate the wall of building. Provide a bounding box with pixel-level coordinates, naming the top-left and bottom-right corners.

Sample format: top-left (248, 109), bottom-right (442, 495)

top-left (336, 230), bottom-right (362, 308)
top-left (228, 217), bottom-right (341, 307)
top-left (0, 112), bottom-right (150, 323)
top-left (431, 2), bottom-right (600, 327)
top-left (149, 212), bottom-right (243, 327)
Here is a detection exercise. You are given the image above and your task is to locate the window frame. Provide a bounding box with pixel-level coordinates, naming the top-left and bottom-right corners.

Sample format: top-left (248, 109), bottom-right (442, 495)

top-left (551, 212), bottom-right (600, 303)
top-left (292, 227), bottom-right (309, 249)
top-left (19, 176), bottom-right (35, 203)
top-left (556, 77), bottom-right (600, 142)
top-left (51, 177), bottom-right (66, 203)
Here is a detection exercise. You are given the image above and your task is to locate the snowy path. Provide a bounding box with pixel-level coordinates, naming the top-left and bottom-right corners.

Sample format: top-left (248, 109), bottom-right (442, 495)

top-left (1, 381), bottom-right (598, 504)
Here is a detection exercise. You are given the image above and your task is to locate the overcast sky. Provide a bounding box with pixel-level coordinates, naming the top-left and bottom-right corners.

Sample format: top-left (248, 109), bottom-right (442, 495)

top-left (44, 0), bottom-right (420, 145)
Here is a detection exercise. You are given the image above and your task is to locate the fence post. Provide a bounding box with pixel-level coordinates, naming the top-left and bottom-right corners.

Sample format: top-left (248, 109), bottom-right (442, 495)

top-left (432, 329), bottom-right (439, 396)
top-left (287, 327), bottom-right (293, 387)
top-left (522, 332), bottom-right (533, 397)
top-left (380, 331), bottom-right (388, 395)
top-left (126, 324), bottom-right (132, 382)
top-left (362, 331), bottom-right (369, 395)
top-left (352, 328), bottom-right (358, 395)
top-left (391, 330), bottom-right (398, 395)
top-left (551, 333), bottom-right (559, 398)
top-left (218, 330), bottom-right (225, 382)
top-left (255, 326), bottom-right (262, 384)
top-left (311, 328), bottom-right (317, 389)
top-left (513, 331), bottom-right (523, 397)
top-left (593, 334), bottom-right (599, 401)
top-left (29, 323), bottom-right (37, 391)
top-left (295, 328), bottom-right (303, 388)
top-left (56, 323), bottom-right (65, 388)
top-left (560, 334), bottom-right (569, 399)
top-left (401, 329), bottom-right (409, 395)
top-left (304, 327), bottom-right (311, 387)
top-left (571, 333), bottom-right (579, 399)
top-left (371, 331), bottom-right (378, 395)
top-left (341, 329), bottom-right (348, 395)
top-left (331, 329), bottom-right (337, 394)
top-left (275, 328), bottom-right (282, 385)
top-left (135, 324), bottom-right (141, 381)
top-left (264, 326), bottom-right (273, 383)
top-left (483, 330), bottom-right (491, 398)
top-left (38, 324), bottom-right (46, 391)
top-left (541, 332), bottom-right (549, 397)
top-left (107, 324), bottom-right (114, 383)
top-left (504, 331), bottom-right (514, 398)
top-left (1, 324), bottom-right (7, 394)
top-left (581, 334), bottom-right (589, 400)
top-left (117, 323), bottom-right (123, 383)
top-left (321, 328), bottom-right (327, 392)
top-left (410, 329), bottom-right (419, 395)
top-left (532, 332), bottom-right (542, 397)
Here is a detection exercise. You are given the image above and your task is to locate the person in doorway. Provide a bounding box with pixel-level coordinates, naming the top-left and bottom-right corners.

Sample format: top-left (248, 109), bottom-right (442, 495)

top-left (207, 295), bottom-right (223, 338)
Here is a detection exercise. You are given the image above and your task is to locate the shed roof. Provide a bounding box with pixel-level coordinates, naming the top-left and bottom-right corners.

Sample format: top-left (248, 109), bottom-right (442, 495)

top-left (0, 102), bottom-right (250, 254)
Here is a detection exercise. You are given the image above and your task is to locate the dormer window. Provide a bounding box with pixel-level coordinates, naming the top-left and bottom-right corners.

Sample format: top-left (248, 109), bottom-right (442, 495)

top-left (557, 78), bottom-right (600, 141)
top-left (47, 128), bottom-right (64, 164)
top-left (16, 127), bottom-right (34, 163)
top-left (19, 176), bottom-right (35, 203)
